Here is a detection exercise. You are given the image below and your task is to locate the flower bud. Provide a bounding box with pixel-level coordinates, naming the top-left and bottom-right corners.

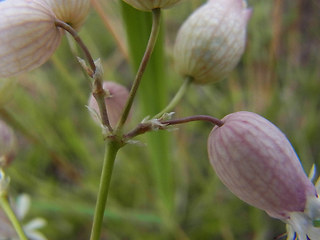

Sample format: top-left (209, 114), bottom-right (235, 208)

top-left (0, 0), bottom-right (63, 78)
top-left (44, 0), bottom-right (90, 30)
top-left (173, 0), bottom-right (251, 84)
top-left (88, 81), bottom-right (130, 128)
top-left (207, 111), bottom-right (316, 220)
top-left (122, 0), bottom-right (182, 11)
top-left (0, 120), bottom-right (16, 167)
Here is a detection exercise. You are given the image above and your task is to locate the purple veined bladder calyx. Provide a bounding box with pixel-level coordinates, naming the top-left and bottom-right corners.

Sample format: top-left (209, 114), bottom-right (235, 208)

top-left (207, 111), bottom-right (320, 239)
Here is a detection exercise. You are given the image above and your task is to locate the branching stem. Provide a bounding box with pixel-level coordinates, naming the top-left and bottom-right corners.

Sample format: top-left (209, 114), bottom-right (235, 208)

top-left (55, 19), bottom-right (113, 132)
top-left (117, 8), bottom-right (162, 130)
top-left (125, 115), bottom-right (224, 139)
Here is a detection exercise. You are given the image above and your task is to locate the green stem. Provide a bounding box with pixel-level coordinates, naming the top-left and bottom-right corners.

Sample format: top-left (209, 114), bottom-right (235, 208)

top-left (117, 8), bottom-right (162, 129)
top-left (153, 76), bottom-right (193, 119)
top-left (0, 195), bottom-right (28, 240)
top-left (89, 140), bottom-right (121, 240)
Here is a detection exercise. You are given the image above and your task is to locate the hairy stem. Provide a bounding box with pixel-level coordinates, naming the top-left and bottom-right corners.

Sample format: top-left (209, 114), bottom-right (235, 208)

top-left (92, 77), bottom-right (113, 133)
top-left (55, 19), bottom-right (113, 132)
top-left (117, 8), bottom-right (162, 129)
top-left (125, 115), bottom-right (224, 139)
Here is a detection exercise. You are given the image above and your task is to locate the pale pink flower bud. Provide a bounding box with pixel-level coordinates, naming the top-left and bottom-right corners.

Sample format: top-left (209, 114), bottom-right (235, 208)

top-left (0, 0), bottom-right (62, 78)
top-left (173, 0), bottom-right (251, 84)
top-left (0, 119), bottom-right (16, 167)
top-left (208, 111), bottom-right (320, 239)
top-left (44, 0), bottom-right (90, 30)
top-left (123, 0), bottom-right (182, 12)
top-left (88, 81), bottom-right (130, 128)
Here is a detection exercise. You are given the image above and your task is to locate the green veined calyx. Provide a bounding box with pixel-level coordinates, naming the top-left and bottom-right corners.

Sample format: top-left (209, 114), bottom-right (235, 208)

top-left (173, 0), bottom-right (251, 84)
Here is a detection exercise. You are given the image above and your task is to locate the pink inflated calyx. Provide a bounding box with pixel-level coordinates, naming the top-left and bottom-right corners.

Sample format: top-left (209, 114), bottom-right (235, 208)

top-left (88, 81), bottom-right (130, 128)
top-left (207, 111), bottom-right (316, 220)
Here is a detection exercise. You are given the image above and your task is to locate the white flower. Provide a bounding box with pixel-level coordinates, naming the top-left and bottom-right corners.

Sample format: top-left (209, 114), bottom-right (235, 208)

top-left (15, 194), bottom-right (47, 240)
top-left (284, 166), bottom-right (320, 240)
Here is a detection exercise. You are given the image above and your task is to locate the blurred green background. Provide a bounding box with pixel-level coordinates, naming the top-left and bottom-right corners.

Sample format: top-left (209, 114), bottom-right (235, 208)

top-left (1, 0), bottom-right (320, 239)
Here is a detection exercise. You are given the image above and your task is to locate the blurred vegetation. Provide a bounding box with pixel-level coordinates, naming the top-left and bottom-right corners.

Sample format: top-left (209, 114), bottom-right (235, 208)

top-left (1, 0), bottom-right (320, 239)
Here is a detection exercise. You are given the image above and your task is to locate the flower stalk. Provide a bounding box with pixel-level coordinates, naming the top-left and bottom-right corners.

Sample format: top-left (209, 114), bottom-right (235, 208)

top-left (153, 76), bottom-right (193, 119)
top-left (92, 74), bottom-right (113, 133)
top-left (0, 191), bottom-right (28, 240)
top-left (55, 19), bottom-right (113, 132)
top-left (55, 19), bottom-right (96, 75)
top-left (117, 8), bottom-right (162, 130)
top-left (125, 115), bottom-right (224, 139)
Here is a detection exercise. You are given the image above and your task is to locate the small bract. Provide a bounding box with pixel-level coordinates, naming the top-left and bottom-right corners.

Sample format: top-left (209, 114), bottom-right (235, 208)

top-left (0, 0), bottom-right (62, 78)
top-left (88, 81), bottom-right (130, 128)
top-left (123, 0), bottom-right (182, 11)
top-left (173, 0), bottom-right (251, 84)
top-left (208, 111), bottom-right (320, 239)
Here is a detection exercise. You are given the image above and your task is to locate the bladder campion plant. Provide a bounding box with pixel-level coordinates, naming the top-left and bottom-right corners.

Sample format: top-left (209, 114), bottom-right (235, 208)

top-left (0, 0), bottom-right (319, 240)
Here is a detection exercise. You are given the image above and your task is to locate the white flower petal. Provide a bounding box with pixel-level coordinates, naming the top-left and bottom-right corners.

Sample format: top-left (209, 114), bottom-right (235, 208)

top-left (24, 218), bottom-right (47, 231)
top-left (25, 230), bottom-right (47, 240)
top-left (15, 194), bottom-right (31, 219)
